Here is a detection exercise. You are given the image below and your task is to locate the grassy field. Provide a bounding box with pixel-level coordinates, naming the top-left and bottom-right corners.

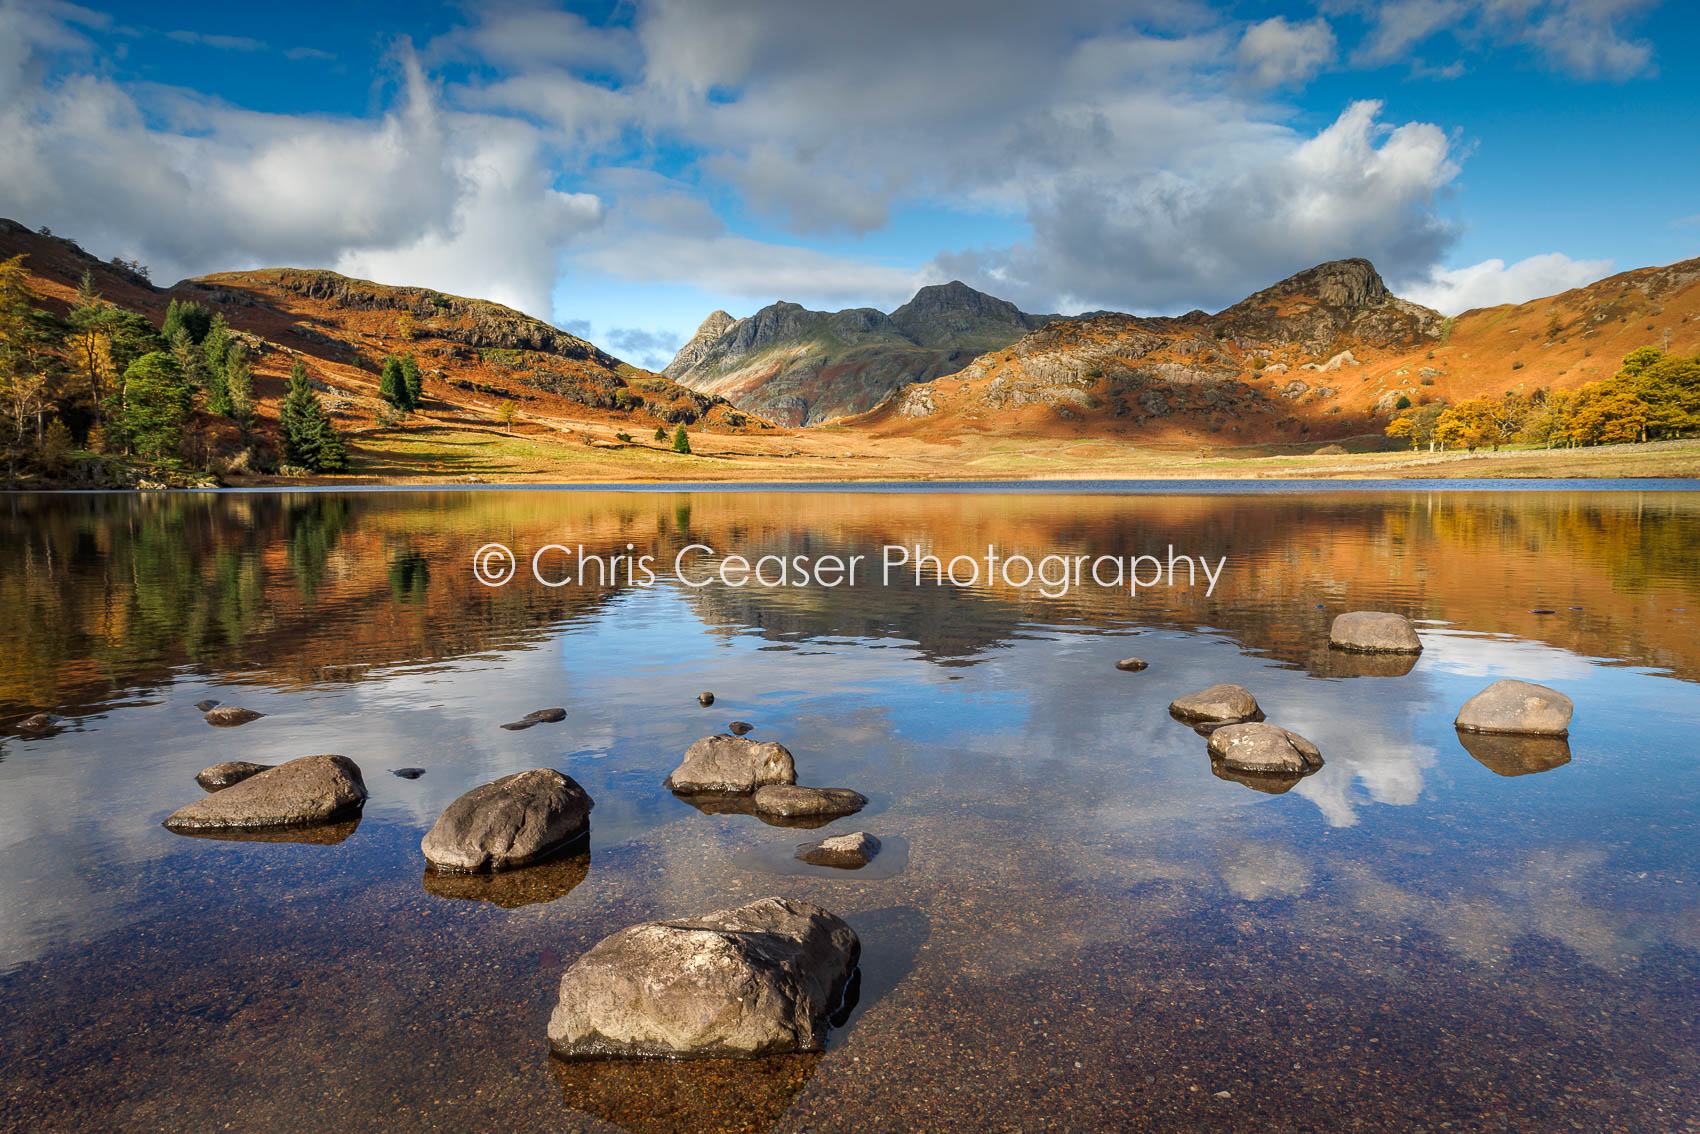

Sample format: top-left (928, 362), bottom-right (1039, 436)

top-left (289, 421), bottom-right (1700, 485)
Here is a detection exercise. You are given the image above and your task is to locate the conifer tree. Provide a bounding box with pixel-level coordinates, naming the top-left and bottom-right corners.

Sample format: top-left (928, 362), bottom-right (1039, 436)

top-left (400, 353), bottom-right (423, 410)
top-left (672, 424), bottom-right (691, 454)
top-left (379, 355), bottom-right (408, 410)
top-left (225, 346), bottom-right (255, 430)
top-left (202, 315), bottom-right (233, 415)
top-left (280, 359), bottom-right (347, 472)
top-left (119, 352), bottom-right (191, 460)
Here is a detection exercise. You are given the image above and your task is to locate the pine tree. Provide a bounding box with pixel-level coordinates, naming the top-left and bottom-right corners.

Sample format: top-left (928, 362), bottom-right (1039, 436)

top-left (161, 298), bottom-right (213, 345)
top-left (119, 352), bottom-right (190, 461)
top-left (202, 315), bottom-right (233, 415)
top-left (654, 425), bottom-right (666, 441)
top-left (225, 345), bottom-right (255, 430)
top-left (672, 424), bottom-right (691, 454)
top-left (279, 359), bottom-right (347, 473)
top-left (400, 354), bottom-right (423, 410)
top-left (379, 355), bottom-right (408, 410)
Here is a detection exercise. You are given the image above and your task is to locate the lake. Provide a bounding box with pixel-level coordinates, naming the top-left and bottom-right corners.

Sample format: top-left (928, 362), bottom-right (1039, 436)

top-left (2, 484), bottom-right (1698, 1132)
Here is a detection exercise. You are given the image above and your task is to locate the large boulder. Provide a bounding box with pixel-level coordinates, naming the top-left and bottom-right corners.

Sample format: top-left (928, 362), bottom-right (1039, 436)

top-left (1207, 723), bottom-right (1323, 774)
top-left (752, 785), bottom-right (867, 819)
top-left (547, 897), bottom-right (859, 1059)
top-left (422, 769), bottom-right (593, 872)
top-left (1169, 684), bottom-right (1262, 725)
top-left (163, 754), bottom-right (367, 831)
top-left (1329, 612), bottom-right (1422, 653)
top-left (1454, 679), bottom-right (1572, 736)
top-left (195, 760), bottom-right (274, 791)
top-left (664, 735), bottom-right (796, 794)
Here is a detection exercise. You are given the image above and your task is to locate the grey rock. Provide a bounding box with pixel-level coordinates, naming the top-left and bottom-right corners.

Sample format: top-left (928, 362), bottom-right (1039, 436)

top-left (1330, 611), bottom-right (1422, 653)
top-left (501, 707), bottom-right (566, 731)
top-left (1207, 723), bottom-right (1323, 774)
top-left (1115, 657), bottom-right (1149, 672)
top-left (1169, 684), bottom-right (1262, 725)
top-left (14, 712), bottom-right (56, 735)
top-left (204, 706), bottom-right (265, 727)
top-left (547, 896), bottom-right (860, 1058)
top-left (796, 831), bottom-right (881, 868)
top-left (195, 760), bottom-right (274, 791)
top-left (164, 754), bottom-right (367, 831)
top-left (753, 785), bottom-right (867, 819)
top-left (421, 768), bottom-right (594, 873)
top-left (665, 735), bottom-right (796, 794)
top-left (1454, 679), bottom-right (1573, 737)
top-left (193, 699), bottom-right (220, 712)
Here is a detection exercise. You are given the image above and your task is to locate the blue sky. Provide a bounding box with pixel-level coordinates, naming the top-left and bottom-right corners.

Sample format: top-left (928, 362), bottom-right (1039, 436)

top-left (1, 0), bottom-right (1695, 370)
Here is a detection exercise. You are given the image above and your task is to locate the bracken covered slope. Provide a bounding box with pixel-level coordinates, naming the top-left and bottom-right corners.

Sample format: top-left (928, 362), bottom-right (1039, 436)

top-left (854, 257), bottom-right (1700, 447)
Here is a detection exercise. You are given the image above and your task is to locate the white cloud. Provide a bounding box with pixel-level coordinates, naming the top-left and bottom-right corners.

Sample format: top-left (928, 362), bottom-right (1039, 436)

top-left (933, 100), bottom-right (1460, 315)
top-left (1236, 16), bottom-right (1337, 87)
top-left (1399, 251), bottom-right (1615, 314)
top-left (1335, 0), bottom-right (1657, 80)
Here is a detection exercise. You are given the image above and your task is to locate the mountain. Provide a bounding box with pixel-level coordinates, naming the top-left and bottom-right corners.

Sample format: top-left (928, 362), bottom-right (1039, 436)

top-left (856, 254), bottom-right (1700, 446)
top-left (664, 282), bottom-right (1061, 426)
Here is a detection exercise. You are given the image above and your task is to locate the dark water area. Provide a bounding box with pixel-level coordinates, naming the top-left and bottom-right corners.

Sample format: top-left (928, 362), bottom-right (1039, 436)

top-left (1, 487), bottom-right (1698, 1132)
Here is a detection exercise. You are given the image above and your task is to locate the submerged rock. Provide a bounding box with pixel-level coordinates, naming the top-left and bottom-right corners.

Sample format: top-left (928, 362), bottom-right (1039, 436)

top-left (1329, 611), bottom-right (1422, 653)
top-left (728, 721), bottom-right (755, 736)
top-left (1115, 657), bottom-right (1149, 672)
top-left (391, 767), bottom-right (427, 779)
top-left (753, 785), bottom-right (868, 819)
top-left (1454, 679), bottom-right (1572, 736)
top-left (193, 699), bottom-right (220, 712)
top-left (547, 896), bottom-right (860, 1059)
top-left (13, 712), bottom-right (56, 735)
top-left (665, 735), bottom-right (796, 794)
top-left (698, 692), bottom-right (716, 706)
top-left (1456, 731), bottom-right (1572, 777)
top-left (796, 831), bottom-right (881, 868)
top-left (422, 768), bottom-right (594, 873)
top-left (195, 760), bottom-right (274, 791)
top-left (164, 754), bottom-right (367, 831)
top-left (501, 707), bottom-right (567, 731)
top-left (203, 706), bottom-right (265, 727)
top-left (1207, 723), bottom-right (1323, 774)
top-left (1169, 684), bottom-right (1263, 726)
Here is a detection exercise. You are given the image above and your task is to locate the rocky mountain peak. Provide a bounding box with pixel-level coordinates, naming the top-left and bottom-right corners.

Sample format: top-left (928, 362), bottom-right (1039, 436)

top-left (664, 309), bottom-right (737, 378)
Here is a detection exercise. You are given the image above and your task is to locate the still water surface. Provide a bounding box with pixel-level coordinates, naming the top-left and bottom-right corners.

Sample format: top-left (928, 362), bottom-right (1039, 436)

top-left (1, 486), bottom-right (1698, 1132)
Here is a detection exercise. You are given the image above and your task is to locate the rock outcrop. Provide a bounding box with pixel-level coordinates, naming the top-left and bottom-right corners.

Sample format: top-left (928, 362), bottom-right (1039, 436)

top-left (547, 897), bottom-right (860, 1058)
top-left (796, 831), bottom-right (881, 868)
top-left (752, 785), bottom-right (867, 819)
top-left (1169, 684), bottom-right (1263, 726)
top-left (1454, 680), bottom-right (1573, 736)
top-left (1207, 723), bottom-right (1323, 774)
top-left (1329, 612), bottom-right (1423, 653)
top-left (422, 769), bottom-right (594, 872)
top-left (164, 754), bottom-right (367, 831)
top-left (665, 735), bottom-right (797, 794)
top-left (195, 760), bottom-right (274, 790)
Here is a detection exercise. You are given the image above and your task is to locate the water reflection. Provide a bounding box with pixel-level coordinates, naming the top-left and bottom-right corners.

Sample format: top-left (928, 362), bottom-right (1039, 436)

top-left (166, 815), bottom-right (363, 845)
top-left (422, 845), bottom-right (591, 907)
top-left (1455, 731), bottom-right (1573, 777)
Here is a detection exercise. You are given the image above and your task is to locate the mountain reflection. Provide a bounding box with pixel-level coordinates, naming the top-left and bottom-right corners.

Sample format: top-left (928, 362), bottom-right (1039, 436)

top-left (3, 488), bottom-right (1699, 721)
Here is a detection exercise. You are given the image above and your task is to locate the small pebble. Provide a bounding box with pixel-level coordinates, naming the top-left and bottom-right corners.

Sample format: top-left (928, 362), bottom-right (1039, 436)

top-left (1115, 657), bottom-right (1148, 672)
top-left (698, 692), bottom-right (715, 706)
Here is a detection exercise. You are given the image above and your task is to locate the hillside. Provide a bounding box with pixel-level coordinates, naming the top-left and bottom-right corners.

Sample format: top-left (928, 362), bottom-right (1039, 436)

top-left (664, 282), bottom-right (1061, 426)
top-left (0, 218), bottom-right (766, 484)
top-left (854, 256), bottom-right (1700, 446)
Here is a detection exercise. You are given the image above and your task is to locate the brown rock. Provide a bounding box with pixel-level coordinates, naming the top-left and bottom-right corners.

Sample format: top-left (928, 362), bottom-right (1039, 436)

top-left (195, 760), bottom-right (274, 791)
top-left (665, 735), bottom-right (796, 794)
top-left (547, 897), bottom-right (859, 1058)
top-left (796, 831), bottom-right (881, 868)
top-left (1207, 723), bottom-right (1323, 774)
top-left (1454, 679), bottom-right (1572, 736)
top-left (1114, 657), bottom-right (1149, 672)
top-left (163, 755), bottom-right (367, 831)
top-left (752, 785), bottom-right (867, 819)
top-left (204, 706), bottom-right (265, 727)
top-left (422, 768), bottom-right (594, 873)
top-left (1329, 611), bottom-right (1422, 653)
top-left (1169, 684), bottom-right (1262, 725)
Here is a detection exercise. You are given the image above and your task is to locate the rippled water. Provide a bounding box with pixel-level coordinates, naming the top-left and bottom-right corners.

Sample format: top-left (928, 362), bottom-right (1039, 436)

top-left (2, 485), bottom-right (1698, 1132)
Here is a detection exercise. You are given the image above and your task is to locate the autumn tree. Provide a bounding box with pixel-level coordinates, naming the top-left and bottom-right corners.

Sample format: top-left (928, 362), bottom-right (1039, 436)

top-left (496, 399), bottom-right (518, 432)
top-left (0, 254), bottom-right (65, 477)
top-left (1385, 402), bottom-right (1446, 449)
